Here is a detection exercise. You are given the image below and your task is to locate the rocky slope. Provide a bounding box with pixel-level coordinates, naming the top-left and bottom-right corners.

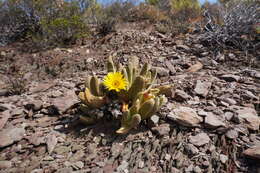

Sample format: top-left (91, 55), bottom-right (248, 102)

top-left (0, 26), bottom-right (259, 173)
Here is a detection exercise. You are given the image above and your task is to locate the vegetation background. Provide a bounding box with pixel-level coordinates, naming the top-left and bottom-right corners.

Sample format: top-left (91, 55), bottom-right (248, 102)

top-left (0, 0), bottom-right (259, 52)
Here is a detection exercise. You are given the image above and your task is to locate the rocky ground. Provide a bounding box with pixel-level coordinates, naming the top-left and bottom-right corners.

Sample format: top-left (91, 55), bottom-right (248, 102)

top-left (0, 24), bottom-right (259, 173)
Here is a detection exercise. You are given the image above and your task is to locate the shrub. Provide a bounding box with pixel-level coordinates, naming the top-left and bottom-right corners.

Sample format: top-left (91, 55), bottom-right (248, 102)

top-left (199, 0), bottom-right (260, 52)
top-left (131, 3), bottom-right (169, 23)
top-left (96, 17), bottom-right (116, 36)
top-left (103, 0), bottom-right (136, 22)
top-left (29, 1), bottom-right (89, 48)
top-left (170, 0), bottom-right (201, 22)
top-left (0, 0), bottom-right (39, 46)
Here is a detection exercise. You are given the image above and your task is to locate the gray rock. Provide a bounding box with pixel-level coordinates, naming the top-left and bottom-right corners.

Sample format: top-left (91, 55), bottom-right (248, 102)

top-left (0, 89), bottom-right (8, 96)
top-left (234, 106), bottom-right (260, 131)
top-left (193, 166), bottom-right (202, 173)
top-left (0, 160), bottom-right (12, 169)
top-left (150, 115), bottom-right (159, 125)
top-left (174, 89), bottom-right (191, 101)
top-left (51, 90), bottom-right (78, 113)
top-left (184, 144), bottom-right (199, 155)
top-left (189, 133), bottom-right (210, 147)
top-left (32, 100), bottom-right (43, 111)
top-left (243, 146), bottom-right (260, 160)
top-left (224, 112), bottom-right (234, 121)
top-left (28, 133), bottom-right (45, 146)
top-left (220, 74), bottom-right (240, 82)
top-left (116, 160), bottom-right (129, 172)
top-left (96, 161), bottom-right (106, 167)
top-left (176, 44), bottom-right (190, 52)
top-left (222, 98), bottom-right (237, 105)
top-left (197, 110), bottom-right (208, 117)
top-left (43, 156), bottom-right (54, 161)
top-left (54, 146), bottom-right (71, 155)
top-left (165, 61), bottom-right (176, 74)
top-left (56, 167), bottom-right (73, 173)
top-left (151, 123), bottom-right (170, 136)
top-left (29, 82), bottom-right (55, 94)
top-left (46, 133), bottom-right (57, 154)
top-left (0, 127), bottom-right (25, 148)
top-left (219, 154), bottom-right (228, 164)
top-left (69, 150), bottom-right (85, 162)
top-left (64, 161), bottom-right (72, 167)
top-left (0, 51), bottom-right (6, 57)
top-left (0, 110), bottom-right (11, 129)
top-left (31, 169), bottom-right (44, 173)
top-left (155, 67), bottom-right (169, 77)
top-left (138, 161), bottom-right (145, 168)
top-left (91, 168), bottom-right (104, 173)
top-left (72, 161), bottom-right (84, 169)
top-left (165, 154), bottom-right (171, 161)
top-left (168, 107), bottom-right (202, 127)
top-left (194, 80), bottom-right (211, 97)
top-left (225, 129), bottom-right (238, 139)
top-left (242, 90), bottom-right (258, 100)
top-left (204, 112), bottom-right (226, 129)
top-left (11, 108), bottom-right (24, 116)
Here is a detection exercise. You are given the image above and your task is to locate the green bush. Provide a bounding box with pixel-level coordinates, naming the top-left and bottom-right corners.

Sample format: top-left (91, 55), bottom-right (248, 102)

top-left (38, 15), bottom-right (89, 46)
top-left (29, 1), bottom-right (89, 48)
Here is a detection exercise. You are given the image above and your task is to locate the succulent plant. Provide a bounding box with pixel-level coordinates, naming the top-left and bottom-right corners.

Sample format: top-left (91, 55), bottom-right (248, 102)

top-left (116, 93), bottom-right (167, 134)
top-left (77, 55), bottom-right (173, 133)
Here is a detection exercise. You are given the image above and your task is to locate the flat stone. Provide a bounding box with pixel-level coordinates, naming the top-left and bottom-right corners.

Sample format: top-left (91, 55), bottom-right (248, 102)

top-left (54, 146), bottom-right (71, 155)
top-left (43, 156), bottom-right (54, 161)
top-left (25, 100), bottom-right (43, 111)
top-left (174, 89), bottom-right (191, 101)
top-left (224, 112), bottom-right (234, 121)
top-left (194, 80), bottom-right (211, 97)
top-left (223, 98), bottom-right (237, 105)
top-left (151, 123), bottom-right (170, 136)
top-left (29, 82), bottom-right (55, 94)
top-left (50, 90), bottom-right (63, 98)
top-left (186, 61), bottom-right (203, 73)
top-left (11, 108), bottom-right (24, 116)
top-left (184, 144), bottom-right (199, 155)
top-left (220, 74), bottom-right (240, 82)
top-left (168, 107), bottom-right (202, 127)
top-left (189, 133), bottom-right (210, 147)
top-left (0, 89), bottom-right (8, 96)
top-left (176, 44), bottom-right (190, 52)
top-left (0, 160), bottom-right (12, 169)
top-left (69, 150), bottom-right (85, 162)
top-left (0, 110), bottom-right (11, 129)
top-left (205, 112), bottom-right (226, 129)
top-left (51, 90), bottom-right (78, 113)
top-left (242, 90), bottom-right (258, 100)
top-left (155, 67), bottom-right (169, 77)
top-left (46, 133), bottom-right (57, 154)
top-left (28, 133), bottom-right (45, 146)
top-left (165, 61), bottom-right (176, 74)
top-left (31, 169), bottom-right (44, 173)
top-left (243, 146), bottom-right (260, 160)
top-left (225, 129), bottom-right (238, 139)
top-left (0, 127), bottom-right (25, 148)
top-left (56, 167), bottom-right (73, 173)
top-left (73, 161), bottom-right (84, 169)
top-left (234, 106), bottom-right (260, 130)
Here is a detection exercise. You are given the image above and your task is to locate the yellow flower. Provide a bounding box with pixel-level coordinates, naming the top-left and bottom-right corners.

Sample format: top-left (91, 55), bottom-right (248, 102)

top-left (103, 72), bottom-right (128, 92)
